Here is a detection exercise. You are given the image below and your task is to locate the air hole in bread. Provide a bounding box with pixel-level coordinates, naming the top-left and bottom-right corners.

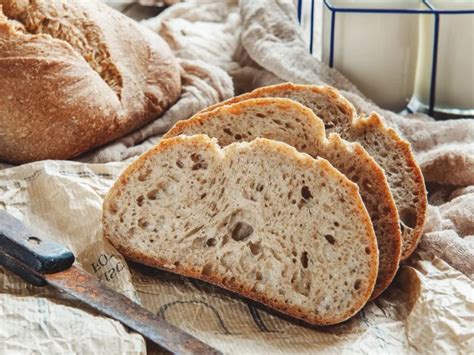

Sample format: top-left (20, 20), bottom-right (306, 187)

top-left (234, 134), bottom-right (242, 140)
top-left (206, 238), bottom-right (216, 247)
top-left (190, 153), bottom-right (201, 162)
top-left (354, 279), bottom-right (362, 290)
top-left (146, 190), bottom-right (158, 200)
top-left (256, 113), bottom-right (265, 118)
top-left (136, 195), bottom-right (145, 206)
top-left (231, 222), bottom-right (254, 241)
top-left (365, 247), bottom-right (371, 254)
top-left (334, 221), bottom-right (340, 227)
top-left (176, 160), bottom-right (184, 168)
top-left (256, 271), bottom-right (263, 281)
top-left (248, 241), bottom-right (261, 255)
top-left (301, 251), bottom-right (309, 268)
top-left (192, 162), bottom-right (207, 170)
top-left (218, 187), bottom-right (225, 199)
top-left (190, 153), bottom-right (208, 171)
top-left (400, 207), bottom-right (417, 229)
top-left (223, 128), bottom-right (233, 136)
top-left (138, 218), bottom-right (148, 229)
top-left (184, 225), bottom-right (204, 239)
top-left (325, 234), bottom-right (336, 245)
top-left (200, 193), bottom-right (207, 199)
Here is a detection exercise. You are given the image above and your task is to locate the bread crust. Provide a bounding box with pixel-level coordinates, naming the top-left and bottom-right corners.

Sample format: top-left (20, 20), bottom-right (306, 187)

top-left (199, 83), bottom-right (427, 261)
top-left (325, 133), bottom-right (401, 298)
top-left (0, 0), bottom-right (181, 164)
top-left (354, 113), bottom-right (427, 260)
top-left (103, 135), bottom-right (379, 326)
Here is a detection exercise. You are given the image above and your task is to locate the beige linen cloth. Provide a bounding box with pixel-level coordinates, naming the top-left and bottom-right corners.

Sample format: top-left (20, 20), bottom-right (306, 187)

top-left (1, 0), bottom-right (473, 354)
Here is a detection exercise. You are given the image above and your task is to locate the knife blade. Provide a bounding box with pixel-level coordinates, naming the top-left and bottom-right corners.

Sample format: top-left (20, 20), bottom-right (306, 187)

top-left (0, 211), bottom-right (220, 355)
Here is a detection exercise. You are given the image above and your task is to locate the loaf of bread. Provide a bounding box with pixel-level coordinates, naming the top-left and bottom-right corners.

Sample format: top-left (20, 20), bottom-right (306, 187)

top-left (201, 83), bottom-right (427, 260)
top-left (164, 98), bottom-right (401, 299)
top-left (0, 0), bottom-right (181, 164)
top-left (103, 134), bottom-right (379, 325)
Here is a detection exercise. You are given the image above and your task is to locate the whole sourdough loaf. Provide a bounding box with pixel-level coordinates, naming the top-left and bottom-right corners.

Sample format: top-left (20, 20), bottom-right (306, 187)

top-left (164, 98), bottom-right (401, 299)
top-left (201, 83), bottom-right (427, 260)
top-left (0, 0), bottom-right (181, 164)
top-left (103, 135), bottom-right (379, 325)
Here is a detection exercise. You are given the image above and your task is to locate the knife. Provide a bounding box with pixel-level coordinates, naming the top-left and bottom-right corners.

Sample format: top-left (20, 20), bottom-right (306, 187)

top-left (0, 211), bottom-right (220, 355)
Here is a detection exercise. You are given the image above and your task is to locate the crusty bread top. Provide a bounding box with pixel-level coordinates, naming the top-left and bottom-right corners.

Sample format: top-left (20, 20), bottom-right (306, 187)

top-left (0, 0), bottom-right (181, 163)
top-left (198, 83), bottom-right (427, 260)
top-left (103, 134), bottom-right (379, 325)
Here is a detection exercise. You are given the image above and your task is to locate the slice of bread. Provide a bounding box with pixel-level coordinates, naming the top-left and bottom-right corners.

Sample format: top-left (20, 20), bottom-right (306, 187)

top-left (164, 98), bottom-right (400, 299)
top-left (103, 135), bottom-right (379, 325)
top-left (200, 83), bottom-right (427, 260)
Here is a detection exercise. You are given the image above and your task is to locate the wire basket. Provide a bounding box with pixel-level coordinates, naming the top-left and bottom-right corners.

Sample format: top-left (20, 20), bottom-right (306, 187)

top-left (297, 0), bottom-right (474, 118)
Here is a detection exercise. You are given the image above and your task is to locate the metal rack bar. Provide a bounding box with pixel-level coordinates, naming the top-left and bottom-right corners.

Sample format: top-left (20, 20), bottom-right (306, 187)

top-left (309, 0), bottom-right (315, 54)
top-left (423, 0), bottom-right (439, 116)
top-left (429, 13), bottom-right (440, 116)
top-left (329, 9), bottom-right (336, 68)
top-left (297, 0), bottom-right (303, 23)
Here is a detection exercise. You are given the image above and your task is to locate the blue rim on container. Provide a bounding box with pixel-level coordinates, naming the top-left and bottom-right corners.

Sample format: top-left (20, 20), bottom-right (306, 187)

top-left (297, 0), bottom-right (474, 117)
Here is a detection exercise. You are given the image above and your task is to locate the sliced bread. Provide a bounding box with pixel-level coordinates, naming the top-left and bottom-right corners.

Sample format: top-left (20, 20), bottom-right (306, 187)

top-left (200, 83), bottom-right (427, 260)
top-left (103, 134), bottom-right (379, 325)
top-left (164, 98), bottom-right (400, 299)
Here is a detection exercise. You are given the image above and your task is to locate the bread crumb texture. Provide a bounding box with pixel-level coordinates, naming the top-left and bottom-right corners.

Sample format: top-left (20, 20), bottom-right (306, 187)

top-left (165, 97), bottom-right (401, 299)
top-left (103, 135), bottom-right (378, 325)
top-left (200, 83), bottom-right (427, 260)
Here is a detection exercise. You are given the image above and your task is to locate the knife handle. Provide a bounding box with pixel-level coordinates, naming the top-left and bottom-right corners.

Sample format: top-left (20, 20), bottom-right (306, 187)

top-left (0, 211), bottom-right (75, 285)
